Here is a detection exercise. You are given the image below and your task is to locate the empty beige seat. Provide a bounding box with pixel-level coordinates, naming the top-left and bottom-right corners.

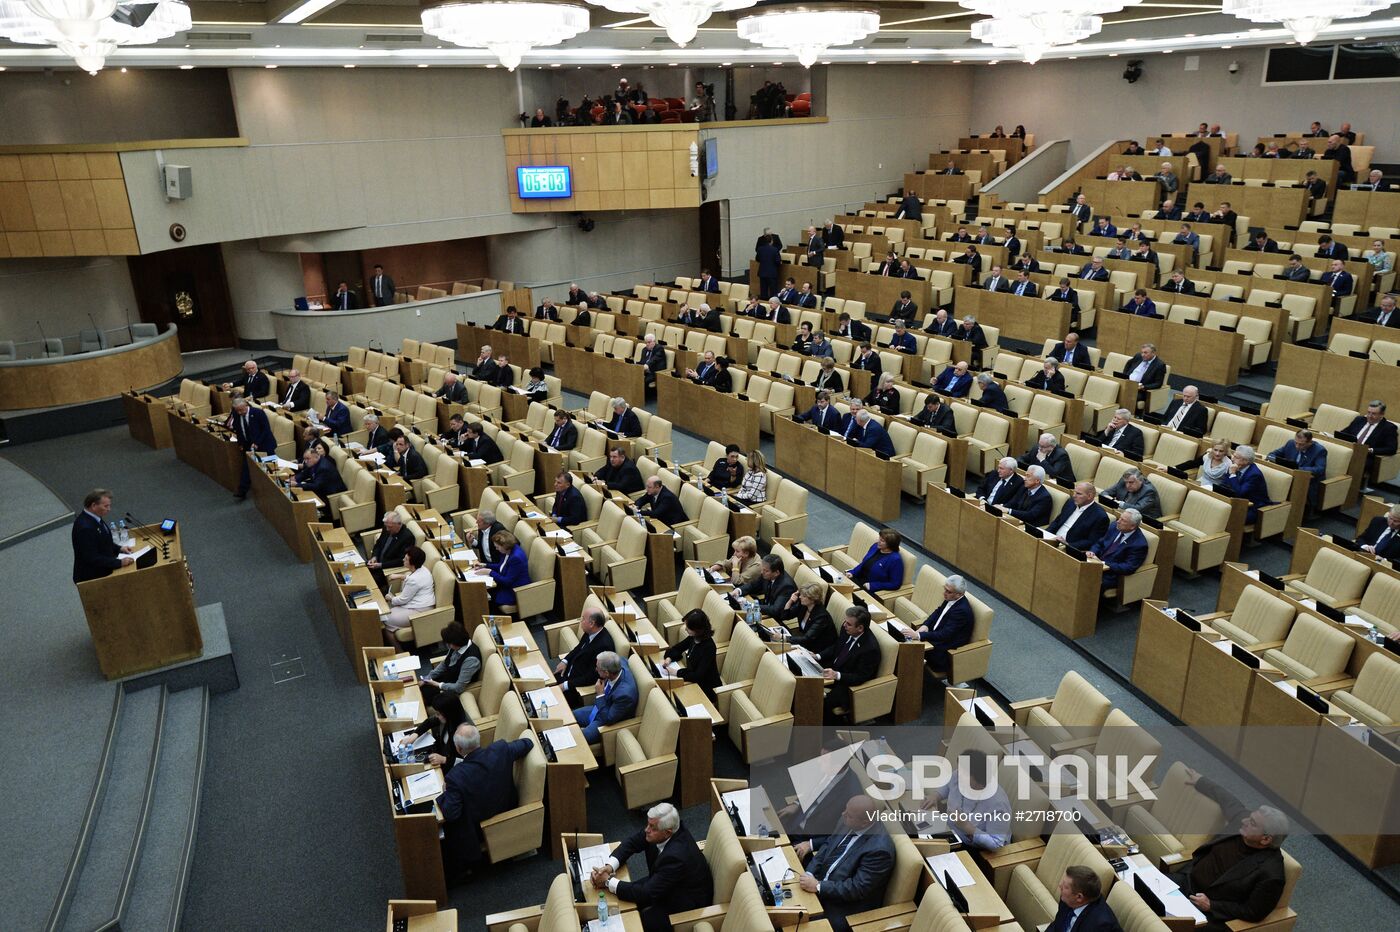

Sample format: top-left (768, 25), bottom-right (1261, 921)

top-left (1106, 883), bottom-right (1173, 932)
top-left (1349, 573), bottom-right (1400, 636)
top-left (721, 651), bottom-right (796, 762)
top-left (1207, 585), bottom-right (1296, 647)
top-left (1017, 670), bottom-right (1112, 749)
top-left (1329, 653), bottom-right (1400, 728)
top-left (1165, 490), bottom-right (1234, 572)
top-left (1285, 547), bottom-right (1370, 608)
top-left (1260, 613), bottom-right (1353, 683)
top-left (1122, 761), bottom-right (1225, 866)
top-left (612, 689), bottom-right (680, 810)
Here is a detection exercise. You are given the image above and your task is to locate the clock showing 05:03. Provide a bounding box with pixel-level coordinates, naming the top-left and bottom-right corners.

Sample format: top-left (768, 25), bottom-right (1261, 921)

top-left (517, 166), bottom-right (573, 199)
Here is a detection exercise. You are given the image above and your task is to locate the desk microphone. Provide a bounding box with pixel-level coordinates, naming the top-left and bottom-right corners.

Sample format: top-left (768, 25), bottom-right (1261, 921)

top-left (124, 511), bottom-right (169, 559)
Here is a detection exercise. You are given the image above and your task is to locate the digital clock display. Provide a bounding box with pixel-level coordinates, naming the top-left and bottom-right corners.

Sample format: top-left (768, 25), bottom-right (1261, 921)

top-left (517, 165), bottom-right (573, 199)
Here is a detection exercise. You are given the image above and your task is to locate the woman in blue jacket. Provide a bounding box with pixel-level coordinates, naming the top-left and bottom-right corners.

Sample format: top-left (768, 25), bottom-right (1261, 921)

top-left (487, 530), bottom-right (532, 608)
top-left (847, 528), bottom-right (905, 594)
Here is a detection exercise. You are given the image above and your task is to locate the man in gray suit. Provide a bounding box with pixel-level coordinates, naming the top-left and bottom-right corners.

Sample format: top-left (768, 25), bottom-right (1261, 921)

top-left (1103, 467), bottom-right (1161, 519)
top-left (796, 794), bottom-right (895, 932)
top-left (370, 264), bottom-right (396, 307)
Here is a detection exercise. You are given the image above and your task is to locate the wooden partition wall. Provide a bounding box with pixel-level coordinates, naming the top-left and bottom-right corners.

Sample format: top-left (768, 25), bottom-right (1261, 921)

top-left (503, 125), bottom-right (701, 213)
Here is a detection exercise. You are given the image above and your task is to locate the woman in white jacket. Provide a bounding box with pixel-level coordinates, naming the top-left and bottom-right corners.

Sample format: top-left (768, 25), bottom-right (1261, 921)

top-left (385, 545), bottom-right (435, 632)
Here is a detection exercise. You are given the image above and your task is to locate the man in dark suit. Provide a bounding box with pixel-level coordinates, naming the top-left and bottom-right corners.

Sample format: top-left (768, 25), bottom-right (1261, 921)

top-left (1049, 332), bottom-right (1091, 368)
top-left (1045, 866), bottom-right (1120, 932)
top-left (697, 269), bottom-right (722, 293)
top-left (1358, 505), bottom-right (1400, 560)
top-left (1163, 269), bottom-right (1197, 294)
top-left (222, 359), bottom-right (271, 400)
top-left (470, 346), bottom-right (501, 383)
top-left (850, 342), bottom-right (882, 377)
top-left (532, 298), bottom-right (560, 321)
top-left (274, 370), bottom-right (312, 412)
top-left (1056, 239), bottom-right (1088, 255)
top-left (974, 373), bottom-right (1009, 413)
top-left (889, 291), bottom-right (918, 321)
top-left (973, 225), bottom-right (998, 246)
top-left (1026, 358), bottom-right (1066, 394)
top-left (1167, 769), bottom-right (1290, 931)
top-left (883, 320), bottom-right (917, 355)
top-left (554, 609), bottom-right (614, 689)
top-left (434, 371), bottom-right (467, 404)
top-left (819, 607), bottom-right (881, 723)
top-left (1091, 217), bottom-right (1118, 239)
top-left (368, 511), bottom-right (416, 586)
top-left (1047, 280), bottom-right (1082, 323)
top-left (983, 265), bottom-right (1012, 293)
top-left (775, 278), bottom-right (800, 304)
top-left (874, 250), bottom-right (901, 276)
top-left (1100, 409), bottom-right (1146, 459)
top-left (321, 390), bottom-right (352, 436)
top-left (836, 313), bottom-right (872, 342)
top-left (698, 303), bottom-right (723, 332)
top-left (1120, 343), bottom-right (1167, 390)
top-left (593, 447), bottom-right (644, 494)
top-left (638, 334), bottom-right (668, 385)
top-left (805, 226), bottom-right (826, 267)
top-left (1244, 231), bottom-right (1279, 253)
top-left (1317, 235), bottom-right (1351, 263)
top-left (894, 193), bottom-right (922, 221)
top-left (1018, 432), bottom-right (1074, 484)
top-left (330, 281), bottom-right (358, 310)
top-left (756, 235), bottom-right (782, 299)
top-left (1341, 400), bottom-right (1399, 488)
top-left (947, 227), bottom-right (973, 244)
top-left (72, 489), bottom-right (136, 583)
top-left (851, 410), bottom-right (896, 457)
top-left (952, 246), bottom-right (982, 275)
top-left (440, 725), bottom-right (535, 878)
top-left (823, 219), bottom-right (845, 249)
top-left (229, 397), bottom-right (278, 499)
top-left (740, 554), bottom-right (797, 617)
top-left (1280, 254), bottom-right (1312, 282)
top-left (369, 265), bottom-right (395, 307)
top-left (386, 435), bottom-right (429, 482)
top-left (593, 803), bottom-right (713, 932)
top-left (675, 303), bottom-right (704, 328)
top-left (924, 309), bottom-right (959, 338)
top-left (1003, 227), bottom-right (1023, 259)
top-left (762, 298), bottom-right (793, 324)
top-left (1215, 445), bottom-right (1272, 523)
top-left (1079, 258), bottom-right (1110, 281)
top-left (796, 391), bottom-right (844, 432)
top-left (796, 795), bottom-right (896, 932)
top-left (1047, 481), bottom-right (1111, 551)
top-left (912, 394), bottom-right (956, 432)
top-left (492, 305), bottom-right (527, 334)
top-left (544, 411), bottom-right (578, 451)
top-left (1122, 289), bottom-right (1159, 317)
top-left (548, 471), bottom-right (587, 529)
top-left (1007, 466), bottom-right (1053, 527)
top-left (1069, 193), bottom-right (1092, 225)
top-left (289, 446), bottom-right (346, 497)
top-left (1011, 253), bottom-right (1041, 275)
top-left (601, 399), bottom-right (643, 437)
top-left (978, 458), bottom-right (1021, 506)
top-left (467, 508), bottom-right (506, 565)
top-left (795, 282), bottom-right (820, 309)
top-left (686, 350), bottom-right (721, 386)
top-left (1088, 509), bottom-right (1150, 590)
top-left (1320, 259), bottom-right (1354, 301)
top-left (1363, 295), bottom-right (1399, 327)
top-left (939, 160), bottom-right (963, 175)
top-left (637, 476), bottom-right (686, 526)
top-left (1010, 270), bottom-right (1038, 298)
top-left (933, 360), bottom-right (972, 398)
top-left (1162, 385), bottom-right (1208, 435)
top-left (914, 575), bottom-right (974, 672)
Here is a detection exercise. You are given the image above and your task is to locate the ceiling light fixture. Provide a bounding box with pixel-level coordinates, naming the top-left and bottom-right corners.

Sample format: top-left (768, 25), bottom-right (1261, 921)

top-left (589, 0), bottom-right (757, 47)
top-left (422, 1), bottom-right (589, 71)
top-left (736, 5), bottom-right (880, 68)
top-left (0, 0), bottom-right (191, 73)
top-left (1222, 0), bottom-right (1397, 44)
top-left (276, 0), bottom-right (340, 24)
top-left (959, 1), bottom-right (1143, 64)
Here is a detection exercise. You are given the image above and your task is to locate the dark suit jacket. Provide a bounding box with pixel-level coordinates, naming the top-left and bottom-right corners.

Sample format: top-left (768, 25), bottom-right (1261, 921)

top-left (1215, 463), bottom-right (1271, 522)
top-left (798, 403), bottom-right (843, 432)
top-left (544, 420), bottom-right (579, 451)
top-left (1026, 370), bottom-right (1066, 394)
top-left (441, 738), bottom-right (534, 868)
top-left (231, 405), bottom-right (278, 454)
top-left (1048, 500), bottom-right (1111, 551)
top-left (1170, 776), bottom-right (1286, 925)
top-left (612, 824), bottom-right (713, 931)
top-left (434, 380), bottom-right (467, 404)
top-left (837, 321), bottom-right (872, 342)
top-left (331, 290), bottom-right (358, 310)
top-left (756, 243), bottom-right (782, 278)
top-left (1343, 415), bottom-right (1398, 457)
top-left (1078, 264), bottom-right (1111, 281)
top-left (72, 511), bottom-right (123, 583)
top-left (228, 369), bottom-right (270, 400)
top-left (472, 357), bottom-right (502, 383)
top-left (1009, 280), bottom-right (1039, 298)
top-left (664, 636), bottom-right (721, 698)
top-left (1046, 898), bottom-right (1121, 932)
top-left (639, 345), bottom-right (668, 375)
top-left (1162, 399), bottom-right (1208, 435)
top-left (279, 380), bottom-right (312, 411)
top-left (1101, 423), bottom-right (1146, 460)
top-left (742, 571), bottom-right (797, 617)
top-left (533, 304), bottom-right (560, 321)
top-left (1050, 340), bottom-right (1090, 367)
top-left (638, 487), bottom-right (686, 526)
top-left (912, 403), bottom-right (956, 433)
top-left (698, 276), bottom-right (721, 293)
top-left (322, 402), bottom-right (352, 435)
top-left (819, 630), bottom-right (880, 687)
top-left (1120, 353), bottom-right (1167, 390)
top-left (773, 604), bottom-right (838, 654)
top-left (491, 315), bottom-right (527, 334)
top-left (465, 435), bottom-right (504, 465)
top-left (594, 458), bottom-right (644, 494)
top-left (559, 627), bottom-right (615, 689)
top-left (371, 525), bottom-right (416, 569)
top-left (978, 471), bottom-right (1020, 506)
top-left (856, 420), bottom-right (896, 457)
top-left (1007, 484), bottom-right (1053, 527)
top-left (976, 383), bottom-right (1009, 413)
top-left (1359, 517), bottom-right (1400, 560)
top-left (603, 408), bottom-right (643, 437)
top-left (809, 829), bottom-right (896, 923)
top-left (295, 456), bottom-right (346, 497)
top-left (551, 484), bottom-right (587, 528)
top-left (919, 597), bottom-right (974, 670)
top-left (1018, 445), bottom-right (1075, 484)
top-left (982, 274), bottom-right (1012, 293)
top-left (388, 446), bottom-right (429, 481)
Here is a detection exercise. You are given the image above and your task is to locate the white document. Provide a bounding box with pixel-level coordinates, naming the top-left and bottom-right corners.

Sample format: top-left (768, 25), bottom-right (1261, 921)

top-left (1121, 856), bottom-right (1207, 921)
top-left (468, 458), bottom-right (487, 467)
top-left (685, 704), bottom-right (712, 721)
top-left (543, 726), bottom-right (578, 750)
top-left (753, 848), bottom-right (788, 886)
top-left (275, 457), bottom-right (300, 470)
top-left (358, 451), bottom-right (386, 464)
top-left (516, 664), bottom-right (549, 682)
top-left (545, 529), bottom-right (572, 539)
top-left (503, 636), bottom-right (530, 649)
top-left (403, 768), bottom-right (444, 803)
top-left (576, 842), bottom-right (614, 877)
top-left (587, 918), bottom-right (625, 932)
top-left (926, 853), bottom-right (976, 888)
top-left (637, 633), bottom-right (657, 646)
top-left (382, 656), bottom-right (423, 677)
top-left (386, 699), bottom-right (420, 720)
top-left (526, 688), bottom-right (557, 711)
top-left (789, 741), bottom-right (863, 812)
top-left (561, 542), bottom-right (584, 556)
top-left (331, 549), bottom-right (365, 565)
top-left (126, 545), bottom-right (153, 562)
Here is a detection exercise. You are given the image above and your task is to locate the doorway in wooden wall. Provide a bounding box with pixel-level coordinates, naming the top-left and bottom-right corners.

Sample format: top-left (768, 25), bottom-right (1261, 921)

top-left (126, 244), bottom-right (236, 351)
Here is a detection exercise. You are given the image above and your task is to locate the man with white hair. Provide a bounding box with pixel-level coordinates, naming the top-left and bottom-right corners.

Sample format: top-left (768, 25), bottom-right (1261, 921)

top-left (1099, 408), bottom-right (1146, 459)
top-left (1008, 464), bottom-right (1053, 527)
top-left (362, 412), bottom-right (391, 451)
top-left (433, 370), bottom-right (466, 404)
top-left (601, 397), bottom-right (642, 437)
top-left (1162, 385), bottom-right (1207, 435)
top-left (274, 369), bottom-right (311, 411)
top-left (440, 723), bottom-right (535, 880)
top-left (1018, 432), bottom-right (1074, 485)
top-left (1357, 503), bottom-right (1400, 560)
top-left (638, 332), bottom-right (667, 385)
top-left (978, 457), bottom-right (1021, 506)
top-left (915, 575), bottom-right (974, 672)
top-left (1087, 508), bottom-right (1149, 590)
top-left (1215, 444), bottom-right (1271, 523)
top-left (766, 296), bottom-right (792, 324)
top-left (1169, 768), bottom-right (1291, 929)
top-left (470, 344), bottom-right (501, 383)
top-left (591, 802), bottom-right (712, 930)
top-left (222, 359), bottom-right (270, 399)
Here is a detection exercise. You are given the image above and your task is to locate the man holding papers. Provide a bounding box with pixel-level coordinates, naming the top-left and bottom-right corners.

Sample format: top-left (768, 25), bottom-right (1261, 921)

top-left (440, 724), bottom-right (534, 881)
top-left (71, 488), bottom-right (137, 582)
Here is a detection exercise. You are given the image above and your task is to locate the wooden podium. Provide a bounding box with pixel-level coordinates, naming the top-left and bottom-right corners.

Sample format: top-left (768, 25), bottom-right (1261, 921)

top-left (77, 524), bottom-right (202, 679)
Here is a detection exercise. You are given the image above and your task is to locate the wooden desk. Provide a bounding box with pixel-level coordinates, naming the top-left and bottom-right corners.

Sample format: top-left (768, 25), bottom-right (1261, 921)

top-left (748, 259), bottom-right (820, 295)
top-left (1032, 539), bottom-right (1106, 640)
top-left (1184, 182), bottom-right (1307, 229)
top-left (316, 551), bottom-right (389, 684)
top-left (1301, 720), bottom-right (1400, 869)
top-left (675, 684), bottom-right (724, 807)
top-left (455, 322), bottom-right (543, 371)
top-left (1332, 188), bottom-right (1400, 229)
top-left (922, 485), bottom-right (964, 568)
top-left (834, 269), bottom-right (933, 314)
top-left (168, 412), bottom-right (244, 493)
top-left (247, 455), bottom-right (321, 562)
top-left (77, 524), bottom-right (201, 679)
top-left (1180, 635), bottom-right (1261, 755)
top-left (122, 391), bottom-right (173, 449)
top-left (961, 135), bottom-right (1025, 163)
top-left (953, 287), bottom-right (1073, 348)
top-left (655, 373), bottom-right (762, 453)
top-left (773, 416), bottom-right (902, 521)
top-left (1238, 676), bottom-right (1321, 807)
top-left (1130, 601), bottom-right (1198, 718)
top-left (382, 764), bottom-right (447, 903)
top-left (992, 520), bottom-right (1040, 612)
top-left (554, 343), bottom-right (646, 405)
top-left (927, 150), bottom-right (999, 179)
top-left (904, 172), bottom-right (977, 201)
top-left (1096, 310), bottom-right (1243, 387)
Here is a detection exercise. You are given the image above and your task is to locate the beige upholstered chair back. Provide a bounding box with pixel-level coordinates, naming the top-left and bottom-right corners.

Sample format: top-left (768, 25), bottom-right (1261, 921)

top-left (637, 688), bottom-right (681, 757)
top-left (722, 623), bottom-right (767, 684)
top-left (703, 810), bottom-right (748, 905)
top-left (749, 652), bottom-right (795, 716)
top-left (910, 881), bottom-right (966, 932)
top-left (1106, 884), bottom-right (1172, 932)
top-left (1274, 614), bottom-right (1353, 679)
top-left (1228, 585), bottom-right (1296, 644)
top-left (1300, 547), bottom-right (1370, 604)
top-left (540, 873), bottom-right (581, 932)
top-left (1049, 671), bottom-right (1112, 730)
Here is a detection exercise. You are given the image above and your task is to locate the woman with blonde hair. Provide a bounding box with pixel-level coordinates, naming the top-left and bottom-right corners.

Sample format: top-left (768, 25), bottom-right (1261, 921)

top-left (711, 535), bottom-right (760, 586)
top-left (734, 450), bottom-right (768, 505)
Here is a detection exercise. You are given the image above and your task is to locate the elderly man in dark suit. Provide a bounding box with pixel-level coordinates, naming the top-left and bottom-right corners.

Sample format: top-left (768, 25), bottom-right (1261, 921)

top-left (1162, 385), bottom-right (1208, 435)
top-left (440, 724), bottom-right (535, 880)
top-left (1049, 332), bottom-right (1091, 368)
top-left (1214, 445), bottom-right (1272, 524)
top-left (229, 396), bottom-right (278, 499)
top-left (553, 609), bottom-right (615, 689)
top-left (1120, 343), bottom-right (1167, 391)
top-left (795, 795), bottom-right (896, 932)
top-left (915, 574), bottom-right (974, 672)
top-left (1099, 408), bottom-right (1146, 459)
top-left (71, 488), bottom-right (136, 583)
top-left (1089, 509), bottom-right (1150, 591)
top-left (592, 802), bottom-right (713, 932)
top-left (1340, 400), bottom-right (1398, 488)
top-left (1007, 465), bottom-right (1053, 527)
top-left (368, 510), bottom-right (416, 587)
top-left (222, 359), bottom-right (271, 400)
top-left (1018, 432), bottom-right (1074, 484)
top-left (548, 470), bottom-right (587, 528)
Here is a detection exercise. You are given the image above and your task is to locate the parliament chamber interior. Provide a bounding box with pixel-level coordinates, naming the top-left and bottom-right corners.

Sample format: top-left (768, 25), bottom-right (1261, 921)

top-left (5, 3), bottom-right (1400, 931)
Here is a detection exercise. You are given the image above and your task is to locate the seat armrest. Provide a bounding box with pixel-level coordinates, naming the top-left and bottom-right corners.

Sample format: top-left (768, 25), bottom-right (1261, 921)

top-left (668, 904), bottom-right (730, 932)
top-left (1009, 697), bottom-right (1053, 725)
top-left (738, 712), bottom-right (794, 733)
top-left (485, 905), bottom-right (543, 932)
top-left (1049, 735), bottom-right (1100, 754)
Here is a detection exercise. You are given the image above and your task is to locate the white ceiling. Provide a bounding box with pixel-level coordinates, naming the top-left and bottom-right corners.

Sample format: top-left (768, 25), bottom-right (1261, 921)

top-left (3, 1), bottom-right (1400, 69)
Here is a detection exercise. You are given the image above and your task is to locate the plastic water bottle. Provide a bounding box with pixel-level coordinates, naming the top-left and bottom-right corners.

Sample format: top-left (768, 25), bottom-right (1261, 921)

top-left (719, 488), bottom-right (729, 507)
top-left (117, 519), bottom-right (129, 545)
top-left (772, 880), bottom-right (785, 906)
top-left (597, 891), bottom-right (609, 925)
top-left (747, 598), bottom-right (761, 628)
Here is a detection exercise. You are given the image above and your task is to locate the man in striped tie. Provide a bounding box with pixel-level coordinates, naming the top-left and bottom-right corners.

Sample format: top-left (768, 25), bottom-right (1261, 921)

top-left (1087, 509), bottom-right (1149, 591)
top-left (795, 794), bottom-right (895, 932)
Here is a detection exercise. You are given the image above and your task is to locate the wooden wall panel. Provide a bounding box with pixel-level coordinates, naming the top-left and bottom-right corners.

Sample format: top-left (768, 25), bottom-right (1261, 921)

top-left (0, 152), bottom-right (139, 257)
top-left (503, 125), bottom-right (701, 214)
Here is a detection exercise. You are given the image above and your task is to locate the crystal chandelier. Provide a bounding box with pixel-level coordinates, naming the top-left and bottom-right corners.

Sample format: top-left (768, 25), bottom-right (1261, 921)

top-left (589, 0), bottom-right (757, 47)
top-left (960, 1), bottom-right (1142, 62)
top-left (736, 5), bottom-right (879, 68)
top-left (0, 0), bottom-right (191, 73)
top-left (421, 1), bottom-right (590, 71)
top-left (1222, 0), bottom-right (1397, 45)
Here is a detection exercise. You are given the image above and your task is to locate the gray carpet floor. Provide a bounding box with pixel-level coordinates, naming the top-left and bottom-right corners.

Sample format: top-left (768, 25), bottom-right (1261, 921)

top-left (0, 454), bottom-right (72, 544)
top-left (2, 399), bottom-right (1395, 929)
